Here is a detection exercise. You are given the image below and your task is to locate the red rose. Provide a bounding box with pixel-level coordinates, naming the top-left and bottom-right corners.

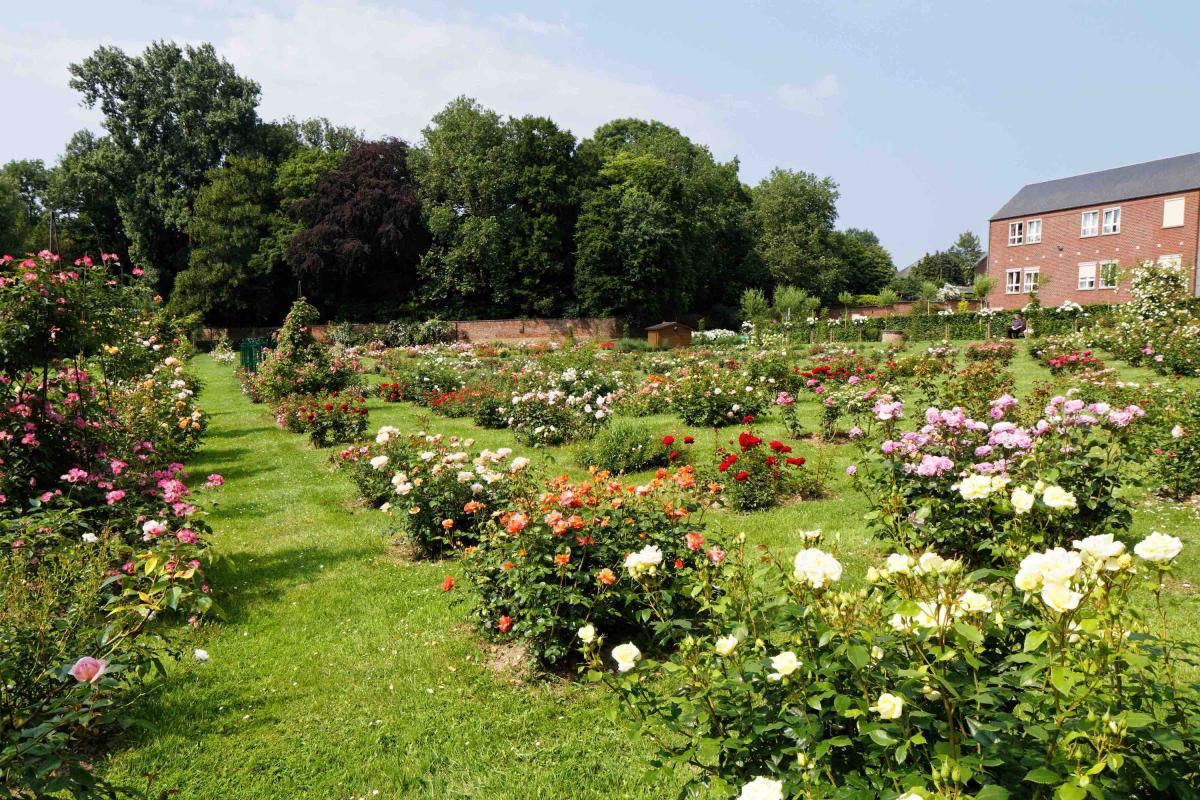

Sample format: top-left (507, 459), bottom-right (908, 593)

top-left (718, 454), bottom-right (738, 472)
top-left (498, 615), bottom-right (513, 633)
top-left (683, 436), bottom-right (695, 444)
top-left (734, 471), bottom-right (749, 482)
top-left (441, 575), bottom-right (455, 592)
top-left (742, 414), bottom-right (754, 424)
top-left (662, 435), bottom-right (675, 446)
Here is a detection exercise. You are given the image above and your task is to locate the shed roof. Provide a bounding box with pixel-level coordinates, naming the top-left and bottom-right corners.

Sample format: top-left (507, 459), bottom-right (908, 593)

top-left (991, 151), bottom-right (1200, 221)
top-left (645, 321), bottom-right (690, 331)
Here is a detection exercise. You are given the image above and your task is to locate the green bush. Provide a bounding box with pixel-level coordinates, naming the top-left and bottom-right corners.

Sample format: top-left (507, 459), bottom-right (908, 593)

top-left (577, 421), bottom-right (691, 473)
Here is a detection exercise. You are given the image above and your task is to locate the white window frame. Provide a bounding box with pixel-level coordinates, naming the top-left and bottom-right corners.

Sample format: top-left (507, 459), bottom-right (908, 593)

top-left (1158, 253), bottom-right (1183, 270)
top-left (1005, 268), bottom-right (1022, 294)
top-left (1102, 207), bottom-right (1121, 235)
top-left (1026, 218), bottom-right (1042, 243)
top-left (1007, 221), bottom-right (1024, 245)
top-left (1098, 260), bottom-right (1119, 289)
top-left (1023, 268), bottom-right (1040, 293)
top-left (1163, 197), bottom-right (1186, 228)
top-left (1077, 261), bottom-right (1096, 290)
top-left (1081, 210), bottom-right (1099, 237)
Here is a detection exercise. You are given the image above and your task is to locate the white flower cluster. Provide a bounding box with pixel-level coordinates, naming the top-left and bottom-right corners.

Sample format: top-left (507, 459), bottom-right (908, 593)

top-left (624, 544), bottom-right (664, 578)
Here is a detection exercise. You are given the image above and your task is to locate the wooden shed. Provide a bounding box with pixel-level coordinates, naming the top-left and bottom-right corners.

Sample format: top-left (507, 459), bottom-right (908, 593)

top-left (645, 321), bottom-right (692, 349)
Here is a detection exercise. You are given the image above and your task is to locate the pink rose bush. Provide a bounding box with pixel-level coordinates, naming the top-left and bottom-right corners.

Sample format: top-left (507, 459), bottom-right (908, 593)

top-left (0, 252), bottom-right (220, 797)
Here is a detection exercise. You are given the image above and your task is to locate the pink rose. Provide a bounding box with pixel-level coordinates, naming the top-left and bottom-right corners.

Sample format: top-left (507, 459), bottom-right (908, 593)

top-left (69, 656), bottom-right (107, 684)
top-left (176, 529), bottom-right (198, 544)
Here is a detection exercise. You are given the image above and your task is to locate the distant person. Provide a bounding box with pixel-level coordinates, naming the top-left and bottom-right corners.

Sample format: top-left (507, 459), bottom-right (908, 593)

top-left (1008, 314), bottom-right (1026, 339)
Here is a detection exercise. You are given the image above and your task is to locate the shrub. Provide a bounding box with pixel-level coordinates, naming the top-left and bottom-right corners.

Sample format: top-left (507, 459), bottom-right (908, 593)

top-left (618, 374), bottom-right (674, 417)
top-left (275, 391), bottom-right (370, 447)
top-left (251, 299), bottom-right (363, 403)
top-left (963, 339), bottom-right (1015, 364)
top-left (713, 428), bottom-right (810, 511)
top-left (462, 466), bottom-right (720, 665)
top-left (670, 362), bottom-right (770, 427)
top-left (852, 395), bottom-right (1145, 565)
top-left (577, 422), bottom-right (693, 473)
top-left (937, 361), bottom-right (1016, 419)
top-left (592, 534), bottom-right (1200, 799)
top-left (336, 428), bottom-right (533, 557)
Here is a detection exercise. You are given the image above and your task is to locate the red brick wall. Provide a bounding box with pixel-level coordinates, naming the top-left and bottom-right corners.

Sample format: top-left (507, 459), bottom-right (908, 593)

top-left (449, 318), bottom-right (620, 342)
top-left (985, 190), bottom-right (1200, 309)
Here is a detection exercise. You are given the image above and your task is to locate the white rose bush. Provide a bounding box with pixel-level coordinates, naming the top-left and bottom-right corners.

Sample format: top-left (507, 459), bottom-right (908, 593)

top-left (585, 529), bottom-right (1200, 798)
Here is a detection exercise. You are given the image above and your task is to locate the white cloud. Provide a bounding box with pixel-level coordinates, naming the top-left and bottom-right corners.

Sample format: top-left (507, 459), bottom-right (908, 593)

top-left (498, 12), bottom-right (570, 36)
top-left (776, 74), bottom-right (841, 115)
top-left (214, 1), bottom-right (740, 153)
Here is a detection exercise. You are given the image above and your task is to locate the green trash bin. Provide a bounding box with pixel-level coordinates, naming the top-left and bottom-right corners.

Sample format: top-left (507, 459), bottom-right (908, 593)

top-left (238, 337), bottom-right (272, 372)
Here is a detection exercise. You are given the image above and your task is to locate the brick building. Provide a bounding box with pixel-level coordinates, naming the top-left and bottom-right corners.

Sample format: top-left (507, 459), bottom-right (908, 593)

top-left (986, 152), bottom-right (1200, 309)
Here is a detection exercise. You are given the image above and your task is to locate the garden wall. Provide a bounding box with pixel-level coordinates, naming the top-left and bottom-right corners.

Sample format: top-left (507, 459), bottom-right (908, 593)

top-left (199, 317), bottom-right (620, 344)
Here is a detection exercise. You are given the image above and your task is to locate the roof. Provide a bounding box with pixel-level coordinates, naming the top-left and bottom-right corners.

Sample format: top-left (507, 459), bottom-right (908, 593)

top-left (645, 321), bottom-right (690, 331)
top-left (991, 151), bottom-right (1200, 221)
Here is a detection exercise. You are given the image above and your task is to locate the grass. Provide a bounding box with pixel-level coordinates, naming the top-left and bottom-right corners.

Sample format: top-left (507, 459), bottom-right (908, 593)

top-left (97, 346), bottom-right (1200, 798)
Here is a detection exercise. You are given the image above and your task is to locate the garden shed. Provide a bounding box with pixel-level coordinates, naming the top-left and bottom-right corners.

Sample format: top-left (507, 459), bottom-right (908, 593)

top-left (645, 321), bottom-right (692, 348)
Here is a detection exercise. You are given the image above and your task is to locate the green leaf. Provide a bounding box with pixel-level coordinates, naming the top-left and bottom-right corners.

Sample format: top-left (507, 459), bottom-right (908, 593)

top-left (868, 728), bottom-right (898, 747)
top-left (974, 786), bottom-right (1010, 800)
top-left (1024, 766), bottom-right (1059, 784)
top-left (847, 644), bottom-right (869, 669)
top-left (1055, 784), bottom-right (1086, 800)
top-left (1023, 630), bottom-right (1048, 652)
top-left (954, 621), bottom-right (983, 644)
top-left (1123, 711), bottom-right (1155, 728)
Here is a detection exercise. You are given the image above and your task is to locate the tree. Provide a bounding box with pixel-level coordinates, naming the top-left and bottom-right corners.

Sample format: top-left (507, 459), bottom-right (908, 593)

top-left (168, 157), bottom-right (282, 324)
top-left (910, 230), bottom-right (983, 286)
top-left (739, 288), bottom-right (769, 325)
top-left (574, 118), bottom-right (756, 324)
top-left (69, 42), bottom-right (261, 290)
top-left (772, 285), bottom-right (819, 324)
top-left (749, 168), bottom-right (842, 299)
top-left (834, 227), bottom-right (895, 295)
top-left (45, 131), bottom-right (129, 261)
top-left (288, 139), bottom-right (429, 320)
top-left (0, 160), bottom-right (50, 254)
top-left (411, 97), bottom-right (578, 317)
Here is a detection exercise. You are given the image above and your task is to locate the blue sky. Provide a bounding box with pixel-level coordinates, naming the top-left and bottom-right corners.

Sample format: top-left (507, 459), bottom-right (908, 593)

top-left (2, 0), bottom-right (1197, 267)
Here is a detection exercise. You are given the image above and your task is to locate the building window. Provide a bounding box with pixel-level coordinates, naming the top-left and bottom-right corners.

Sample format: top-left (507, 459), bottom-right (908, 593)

top-left (1026, 219), bottom-right (1042, 243)
top-left (1163, 197), bottom-right (1186, 228)
top-left (1102, 207), bottom-right (1121, 235)
top-left (1081, 210), bottom-right (1099, 237)
top-left (1077, 262), bottom-right (1096, 290)
top-left (1008, 221), bottom-right (1024, 245)
top-left (1023, 268), bottom-right (1040, 293)
top-left (1099, 260), bottom-right (1119, 289)
top-left (1005, 269), bottom-right (1022, 294)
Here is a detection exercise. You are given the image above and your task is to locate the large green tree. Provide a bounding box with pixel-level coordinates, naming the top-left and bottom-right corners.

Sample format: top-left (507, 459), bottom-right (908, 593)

top-left (168, 156), bottom-right (281, 324)
top-left (573, 119), bottom-right (757, 325)
top-left (749, 168), bottom-right (844, 300)
top-left (908, 230), bottom-right (983, 286)
top-left (44, 131), bottom-right (129, 261)
top-left (68, 42), bottom-right (261, 291)
top-left (411, 97), bottom-right (578, 316)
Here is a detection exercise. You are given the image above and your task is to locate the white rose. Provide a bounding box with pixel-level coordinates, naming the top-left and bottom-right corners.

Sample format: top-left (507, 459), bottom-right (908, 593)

top-left (767, 650), bottom-right (800, 680)
top-left (81, 533), bottom-right (99, 543)
top-left (715, 635), bottom-right (739, 657)
top-left (1042, 485), bottom-right (1077, 511)
top-left (578, 624), bottom-right (596, 644)
top-left (1010, 486), bottom-right (1034, 515)
top-left (1072, 534), bottom-right (1125, 569)
top-left (1134, 532), bottom-right (1183, 563)
top-left (872, 691), bottom-right (904, 720)
top-left (611, 642), bottom-right (641, 673)
top-left (624, 545), bottom-right (664, 578)
top-left (958, 589), bottom-right (993, 614)
top-left (1039, 548), bottom-right (1082, 585)
top-left (884, 553), bottom-right (914, 575)
top-left (510, 456), bottom-right (531, 472)
top-left (194, 649), bottom-right (210, 662)
top-left (792, 548), bottom-right (842, 588)
top-left (1041, 582), bottom-right (1083, 614)
top-left (369, 455), bottom-right (389, 470)
top-left (958, 473), bottom-right (996, 500)
top-left (916, 551), bottom-right (945, 574)
top-left (738, 776), bottom-right (783, 800)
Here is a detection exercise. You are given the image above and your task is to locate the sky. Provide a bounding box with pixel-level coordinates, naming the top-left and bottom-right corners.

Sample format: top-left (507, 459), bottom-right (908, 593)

top-left (2, 0), bottom-right (1199, 267)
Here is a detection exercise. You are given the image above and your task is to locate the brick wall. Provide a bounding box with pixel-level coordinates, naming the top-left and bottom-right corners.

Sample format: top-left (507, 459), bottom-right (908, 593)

top-left (449, 317), bottom-right (620, 342)
top-left (199, 318), bottom-right (620, 344)
top-left (986, 190), bottom-right (1200, 309)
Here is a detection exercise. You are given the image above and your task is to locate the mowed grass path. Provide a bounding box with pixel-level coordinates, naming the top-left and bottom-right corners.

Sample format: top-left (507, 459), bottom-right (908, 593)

top-left (99, 357), bottom-right (679, 799)
top-left (100, 348), bottom-right (1200, 797)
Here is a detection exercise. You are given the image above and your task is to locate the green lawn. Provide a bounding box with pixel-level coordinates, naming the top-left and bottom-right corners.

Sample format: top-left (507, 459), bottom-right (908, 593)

top-left (98, 348), bottom-right (1200, 798)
